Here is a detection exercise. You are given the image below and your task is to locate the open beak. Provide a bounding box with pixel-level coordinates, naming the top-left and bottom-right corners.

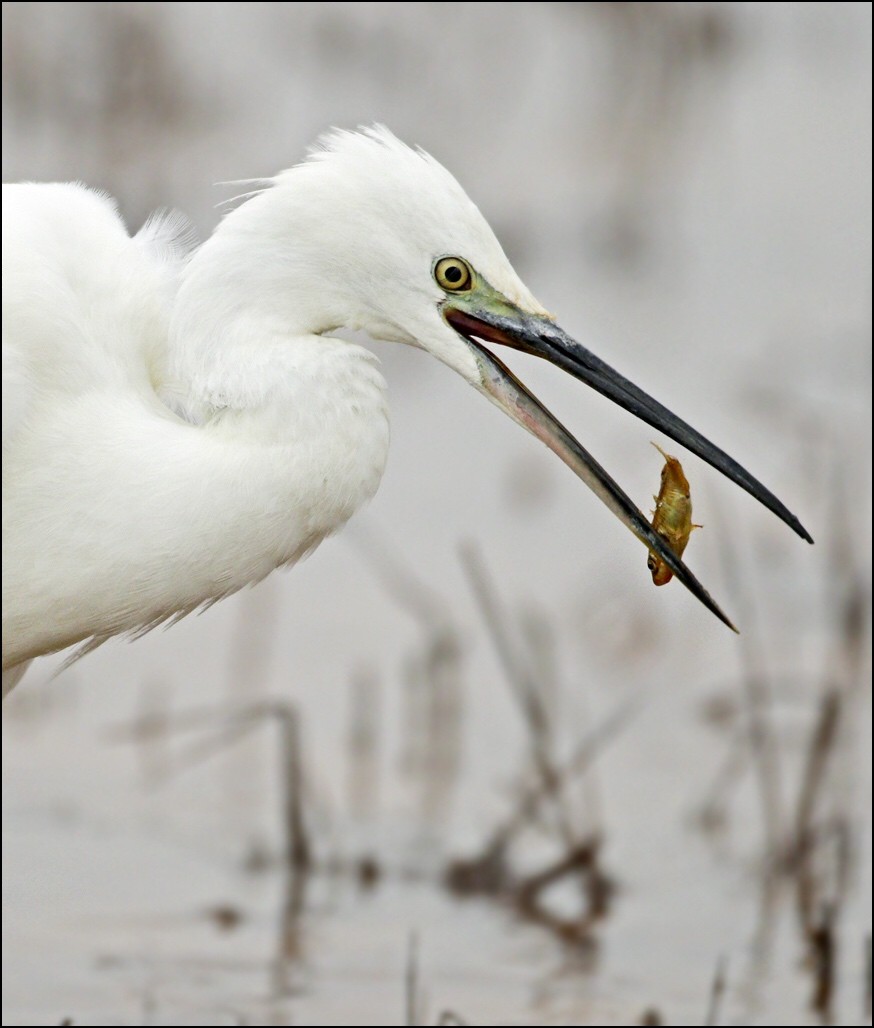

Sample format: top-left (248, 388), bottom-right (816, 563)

top-left (444, 298), bottom-right (813, 633)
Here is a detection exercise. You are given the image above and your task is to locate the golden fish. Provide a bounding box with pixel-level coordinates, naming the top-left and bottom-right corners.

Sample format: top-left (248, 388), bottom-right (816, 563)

top-left (647, 443), bottom-right (701, 586)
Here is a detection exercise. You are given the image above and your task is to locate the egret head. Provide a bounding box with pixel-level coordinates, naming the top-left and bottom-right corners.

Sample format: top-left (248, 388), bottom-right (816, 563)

top-left (264, 127), bottom-right (545, 378)
top-left (239, 127), bottom-right (812, 628)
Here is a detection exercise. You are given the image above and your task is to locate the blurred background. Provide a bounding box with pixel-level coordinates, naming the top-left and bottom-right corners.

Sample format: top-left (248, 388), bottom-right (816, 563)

top-left (2, 3), bottom-right (871, 1025)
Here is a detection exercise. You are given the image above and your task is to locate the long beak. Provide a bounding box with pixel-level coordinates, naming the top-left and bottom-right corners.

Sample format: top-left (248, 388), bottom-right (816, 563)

top-left (445, 302), bottom-right (812, 632)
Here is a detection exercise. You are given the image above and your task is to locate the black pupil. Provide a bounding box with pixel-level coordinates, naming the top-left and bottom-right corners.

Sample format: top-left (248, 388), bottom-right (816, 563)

top-left (445, 265), bottom-right (463, 283)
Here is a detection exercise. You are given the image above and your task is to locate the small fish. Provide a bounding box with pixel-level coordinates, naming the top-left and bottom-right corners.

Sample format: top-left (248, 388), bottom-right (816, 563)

top-left (647, 443), bottom-right (702, 586)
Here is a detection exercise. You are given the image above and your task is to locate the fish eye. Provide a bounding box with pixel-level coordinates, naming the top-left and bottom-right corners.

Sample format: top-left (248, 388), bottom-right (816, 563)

top-left (434, 256), bottom-right (473, 292)
top-left (647, 557), bottom-right (657, 571)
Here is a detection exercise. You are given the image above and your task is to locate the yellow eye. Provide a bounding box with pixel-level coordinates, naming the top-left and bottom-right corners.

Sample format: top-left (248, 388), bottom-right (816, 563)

top-left (434, 256), bottom-right (473, 292)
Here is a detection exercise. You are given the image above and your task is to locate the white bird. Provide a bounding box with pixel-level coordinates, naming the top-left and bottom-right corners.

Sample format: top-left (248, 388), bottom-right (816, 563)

top-left (1, 126), bottom-right (811, 694)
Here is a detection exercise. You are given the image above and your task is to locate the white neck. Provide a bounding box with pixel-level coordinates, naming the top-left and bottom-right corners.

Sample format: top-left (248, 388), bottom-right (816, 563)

top-left (153, 186), bottom-right (392, 577)
top-left (164, 183), bottom-right (362, 420)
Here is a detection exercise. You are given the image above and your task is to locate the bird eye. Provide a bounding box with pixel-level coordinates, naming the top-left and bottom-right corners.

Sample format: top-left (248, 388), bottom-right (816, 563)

top-left (434, 257), bottom-right (473, 292)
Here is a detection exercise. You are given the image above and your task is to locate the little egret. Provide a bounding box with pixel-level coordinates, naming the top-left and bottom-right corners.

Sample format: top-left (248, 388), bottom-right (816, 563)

top-left (1, 127), bottom-right (811, 694)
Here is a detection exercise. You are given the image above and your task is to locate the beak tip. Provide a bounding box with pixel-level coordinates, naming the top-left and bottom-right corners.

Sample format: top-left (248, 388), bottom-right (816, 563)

top-left (714, 605), bottom-right (740, 635)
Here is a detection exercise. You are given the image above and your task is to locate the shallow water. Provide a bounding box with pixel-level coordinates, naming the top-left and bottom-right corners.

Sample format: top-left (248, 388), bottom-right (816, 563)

top-left (4, 596), bottom-right (870, 1027)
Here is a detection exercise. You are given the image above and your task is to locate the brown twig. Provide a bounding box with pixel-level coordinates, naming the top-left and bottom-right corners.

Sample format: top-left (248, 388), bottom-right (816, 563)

top-left (107, 698), bottom-right (313, 996)
top-left (460, 541), bottom-right (575, 847)
top-left (792, 691), bottom-right (842, 862)
top-left (711, 504), bottom-right (786, 859)
top-left (514, 839), bottom-right (612, 940)
top-left (807, 902), bottom-right (837, 1020)
top-left (275, 704), bottom-right (311, 874)
top-left (449, 542), bottom-right (629, 943)
top-left (354, 527), bottom-right (465, 825)
top-left (705, 955), bottom-right (728, 1025)
top-left (475, 697), bottom-right (638, 865)
top-left (789, 689), bottom-right (842, 921)
top-left (436, 1013), bottom-right (469, 1025)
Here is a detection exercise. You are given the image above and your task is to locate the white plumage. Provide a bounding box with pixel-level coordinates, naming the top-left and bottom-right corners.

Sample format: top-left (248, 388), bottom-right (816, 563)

top-left (1, 129), bottom-right (543, 687)
top-left (2, 126), bottom-right (810, 692)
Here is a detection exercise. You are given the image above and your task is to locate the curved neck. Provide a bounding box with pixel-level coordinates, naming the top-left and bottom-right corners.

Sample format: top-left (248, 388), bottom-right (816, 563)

top-left (163, 185), bottom-right (354, 420)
